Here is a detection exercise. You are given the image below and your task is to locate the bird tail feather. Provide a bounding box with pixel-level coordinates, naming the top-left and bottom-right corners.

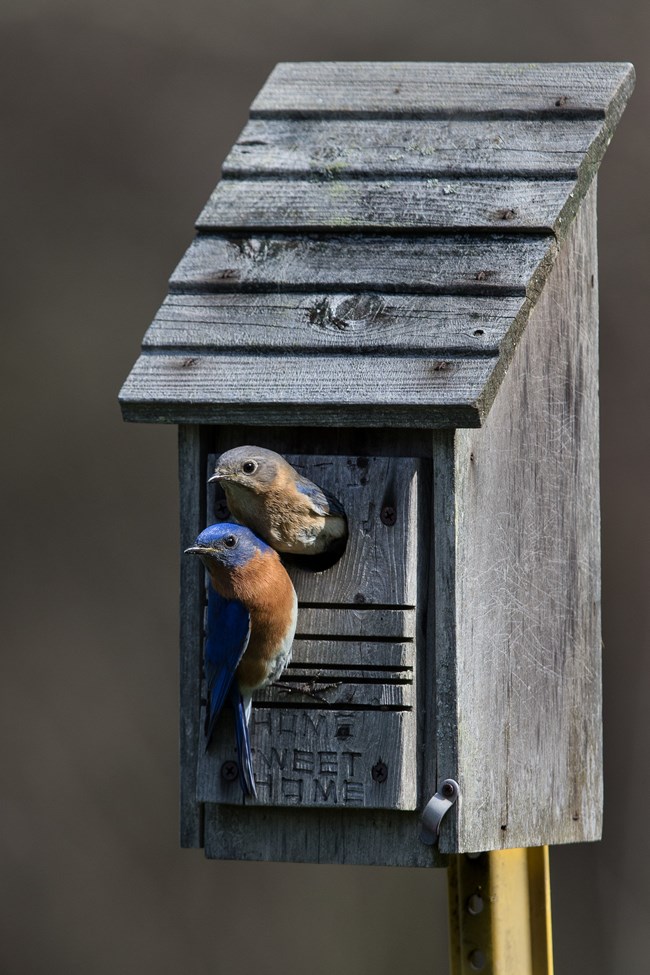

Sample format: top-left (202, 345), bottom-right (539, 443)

top-left (232, 688), bottom-right (257, 799)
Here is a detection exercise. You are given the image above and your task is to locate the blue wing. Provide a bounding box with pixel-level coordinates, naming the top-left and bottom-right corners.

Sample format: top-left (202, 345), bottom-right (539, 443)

top-left (204, 586), bottom-right (251, 748)
top-left (296, 476), bottom-right (346, 518)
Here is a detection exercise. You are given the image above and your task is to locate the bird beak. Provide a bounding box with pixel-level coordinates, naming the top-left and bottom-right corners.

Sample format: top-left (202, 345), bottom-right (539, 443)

top-left (208, 471), bottom-right (225, 483)
top-left (184, 546), bottom-right (210, 555)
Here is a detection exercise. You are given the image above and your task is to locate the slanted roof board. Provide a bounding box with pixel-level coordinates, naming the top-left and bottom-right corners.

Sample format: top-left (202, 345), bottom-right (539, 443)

top-left (224, 118), bottom-right (603, 179)
top-left (143, 293), bottom-right (526, 355)
top-left (196, 177), bottom-right (577, 234)
top-left (251, 61), bottom-right (634, 120)
top-left (170, 233), bottom-right (554, 296)
top-left (119, 352), bottom-right (497, 427)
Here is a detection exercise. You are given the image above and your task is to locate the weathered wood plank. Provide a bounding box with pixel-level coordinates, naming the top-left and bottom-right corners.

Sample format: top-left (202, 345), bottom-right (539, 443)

top-left (283, 665), bottom-right (411, 681)
top-left (196, 177), bottom-right (576, 233)
top-left (144, 292), bottom-right (525, 355)
top-left (296, 608), bottom-right (416, 641)
top-left (197, 707), bottom-right (417, 810)
top-left (254, 680), bottom-right (412, 708)
top-left (251, 62), bottom-right (634, 120)
top-left (288, 640), bottom-right (414, 668)
top-left (441, 184), bottom-right (602, 853)
top-left (292, 454), bottom-right (419, 605)
top-left (224, 118), bottom-right (602, 178)
top-left (203, 804), bottom-right (443, 866)
top-left (178, 425), bottom-right (206, 848)
top-left (169, 233), bottom-right (554, 297)
top-left (119, 352), bottom-right (497, 428)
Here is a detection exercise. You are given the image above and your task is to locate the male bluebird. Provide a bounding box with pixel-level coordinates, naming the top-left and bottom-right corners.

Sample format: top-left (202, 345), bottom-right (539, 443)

top-left (185, 522), bottom-right (297, 797)
top-left (209, 446), bottom-right (348, 563)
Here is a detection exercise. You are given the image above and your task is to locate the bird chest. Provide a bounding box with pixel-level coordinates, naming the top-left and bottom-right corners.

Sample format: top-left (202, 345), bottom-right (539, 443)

top-left (120, 61), bottom-right (633, 866)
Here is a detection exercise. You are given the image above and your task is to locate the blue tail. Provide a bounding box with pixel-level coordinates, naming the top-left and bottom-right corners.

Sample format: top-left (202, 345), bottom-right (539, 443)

top-left (232, 686), bottom-right (257, 799)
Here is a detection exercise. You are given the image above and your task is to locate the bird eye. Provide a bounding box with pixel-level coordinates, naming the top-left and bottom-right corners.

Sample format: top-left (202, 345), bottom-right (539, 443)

top-left (242, 461), bottom-right (257, 474)
top-left (223, 535), bottom-right (237, 548)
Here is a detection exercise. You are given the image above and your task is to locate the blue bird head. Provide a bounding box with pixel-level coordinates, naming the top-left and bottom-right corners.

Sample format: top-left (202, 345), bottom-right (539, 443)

top-left (184, 523), bottom-right (271, 570)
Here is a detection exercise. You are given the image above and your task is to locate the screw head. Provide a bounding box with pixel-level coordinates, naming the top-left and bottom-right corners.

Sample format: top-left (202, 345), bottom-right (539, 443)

top-left (380, 506), bottom-right (396, 526)
top-left (372, 761), bottom-right (388, 783)
top-left (221, 760), bottom-right (239, 782)
top-left (213, 499), bottom-right (230, 520)
top-left (440, 779), bottom-right (459, 800)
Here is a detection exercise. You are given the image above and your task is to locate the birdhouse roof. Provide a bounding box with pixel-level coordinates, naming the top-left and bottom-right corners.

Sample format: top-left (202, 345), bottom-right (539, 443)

top-left (119, 61), bottom-right (633, 427)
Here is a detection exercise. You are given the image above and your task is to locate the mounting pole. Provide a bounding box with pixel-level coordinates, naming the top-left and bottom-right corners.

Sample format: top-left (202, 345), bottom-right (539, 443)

top-left (447, 846), bottom-right (553, 974)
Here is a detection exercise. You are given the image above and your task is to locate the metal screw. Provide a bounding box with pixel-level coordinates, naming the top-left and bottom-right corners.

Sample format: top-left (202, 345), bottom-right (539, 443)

top-left (372, 761), bottom-right (388, 783)
top-left (441, 780), bottom-right (457, 799)
top-left (221, 761), bottom-right (239, 782)
top-left (380, 505), bottom-right (396, 526)
top-left (214, 499), bottom-right (229, 520)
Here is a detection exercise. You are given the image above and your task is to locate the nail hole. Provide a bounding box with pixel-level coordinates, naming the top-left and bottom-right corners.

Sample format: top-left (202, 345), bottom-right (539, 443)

top-left (473, 329), bottom-right (484, 336)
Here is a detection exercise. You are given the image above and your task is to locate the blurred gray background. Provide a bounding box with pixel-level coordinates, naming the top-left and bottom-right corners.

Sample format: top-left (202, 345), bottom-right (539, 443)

top-left (1, 2), bottom-right (647, 973)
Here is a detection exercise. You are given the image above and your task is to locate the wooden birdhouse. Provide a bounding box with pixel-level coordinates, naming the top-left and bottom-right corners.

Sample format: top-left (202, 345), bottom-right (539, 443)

top-left (120, 61), bottom-right (633, 866)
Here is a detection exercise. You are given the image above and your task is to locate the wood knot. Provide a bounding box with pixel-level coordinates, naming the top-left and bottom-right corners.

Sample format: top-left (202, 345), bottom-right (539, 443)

top-left (493, 208), bottom-right (517, 221)
top-left (308, 294), bottom-right (387, 333)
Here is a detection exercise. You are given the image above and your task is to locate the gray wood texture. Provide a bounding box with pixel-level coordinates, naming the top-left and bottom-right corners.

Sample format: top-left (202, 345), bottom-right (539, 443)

top-left (177, 425), bottom-right (206, 847)
top-left (120, 352), bottom-right (498, 428)
top-left (120, 62), bottom-right (632, 426)
top-left (251, 61), bottom-right (634, 119)
top-left (168, 233), bottom-right (552, 295)
top-left (197, 454), bottom-right (420, 813)
top-left (144, 293), bottom-right (525, 355)
top-left (198, 708), bottom-right (417, 809)
top-left (196, 177), bottom-right (577, 233)
top-left (435, 185), bottom-right (602, 852)
top-left (203, 805), bottom-right (442, 867)
top-left (224, 118), bottom-right (602, 178)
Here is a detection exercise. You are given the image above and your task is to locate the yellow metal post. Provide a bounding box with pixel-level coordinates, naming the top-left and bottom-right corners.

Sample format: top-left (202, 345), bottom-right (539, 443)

top-left (447, 847), bottom-right (553, 974)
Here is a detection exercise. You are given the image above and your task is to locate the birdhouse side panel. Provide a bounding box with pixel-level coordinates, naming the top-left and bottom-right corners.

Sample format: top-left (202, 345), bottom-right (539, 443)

top-left (442, 183), bottom-right (602, 853)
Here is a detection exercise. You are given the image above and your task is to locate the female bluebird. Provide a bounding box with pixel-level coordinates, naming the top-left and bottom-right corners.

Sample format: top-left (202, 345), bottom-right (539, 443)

top-left (209, 446), bottom-right (348, 561)
top-left (185, 522), bottom-right (297, 797)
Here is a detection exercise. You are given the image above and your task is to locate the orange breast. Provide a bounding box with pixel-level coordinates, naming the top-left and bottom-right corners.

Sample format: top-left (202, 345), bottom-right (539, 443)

top-left (229, 551), bottom-right (297, 692)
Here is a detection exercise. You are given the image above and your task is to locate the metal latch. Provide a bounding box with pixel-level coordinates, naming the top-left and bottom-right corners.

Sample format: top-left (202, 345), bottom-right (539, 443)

top-left (419, 779), bottom-right (460, 845)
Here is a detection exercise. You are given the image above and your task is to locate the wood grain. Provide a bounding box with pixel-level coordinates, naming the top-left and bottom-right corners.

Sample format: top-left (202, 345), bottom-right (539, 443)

top-left (436, 184), bottom-right (602, 852)
top-left (251, 62), bottom-right (634, 119)
top-left (169, 233), bottom-right (553, 296)
top-left (295, 608), bottom-right (416, 641)
top-left (144, 292), bottom-right (525, 356)
top-left (224, 118), bottom-right (602, 178)
top-left (197, 707), bottom-right (417, 809)
top-left (119, 352), bottom-right (497, 428)
top-left (203, 804), bottom-right (444, 867)
top-left (196, 177), bottom-right (576, 233)
top-left (178, 425), bottom-right (206, 848)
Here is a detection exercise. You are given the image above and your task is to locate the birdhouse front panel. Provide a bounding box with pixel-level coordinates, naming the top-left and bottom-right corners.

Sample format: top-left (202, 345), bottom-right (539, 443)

top-left (196, 454), bottom-right (422, 811)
